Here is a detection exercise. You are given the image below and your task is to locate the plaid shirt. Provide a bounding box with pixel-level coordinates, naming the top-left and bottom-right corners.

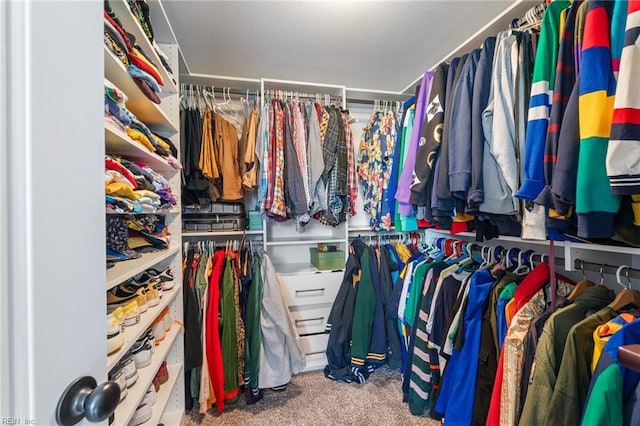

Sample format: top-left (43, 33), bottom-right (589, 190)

top-left (283, 102), bottom-right (308, 216)
top-left (322, 107), bottom-right (341, 181)
top-left (263, 101), bottom-right (276, 213)
top-left (269, 100), bottom-right (287, 218)
top-left (336, 108), bottom-right (348, 198)
top-left (292, 100), bottom-right (311, 207)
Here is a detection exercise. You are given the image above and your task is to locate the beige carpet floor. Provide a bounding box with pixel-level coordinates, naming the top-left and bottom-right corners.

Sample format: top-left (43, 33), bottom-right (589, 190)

top-left (184, 366), bottom-right (440, 425)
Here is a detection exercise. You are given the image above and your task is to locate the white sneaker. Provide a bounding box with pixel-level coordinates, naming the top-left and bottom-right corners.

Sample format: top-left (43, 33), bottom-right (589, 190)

top-left (120, 354), bottom-right (138, 388)
top-left (107, 314), bottom-right (124, 355)
top-left (128, 402), bottom-right (152, 426)
top-left (141, 385), bottom-right (157, 406)
top-left (131, 340), bottom-right (152, 369)
top-left (108, 365), bottom-right (128, 402)
top-left (122, 301), bottom-right (140, 327)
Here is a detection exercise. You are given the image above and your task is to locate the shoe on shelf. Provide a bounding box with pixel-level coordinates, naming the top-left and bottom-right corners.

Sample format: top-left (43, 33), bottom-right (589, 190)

top-left (144, 284), bottom-right (161, 307)
top-left (108, 364), bottom-right (128, 402)
top-left (108, 306), bottom-right (126, 333)
top-left (131, 272), bottom-right (162, 287)
top-left (127, 402), bottom-right (152, 426)
top-left (125, 280), bottom-right (161, 307)
top-left (139, 267), bottom-right (174, 290)
top-left (155, 361), bottom-right (169, 385)
top-left (151, 316), bottom-right (165, 344)
top-left (107, 313), bottom-right (124, 355)
top-left (161, 307), bottom-right (172, 332)
top-left (152, 376), bottom-right (160, 392)
top-left (121, 301), bottom-right (140, 327)
top-left (144, 329), bottom-right (156, 353)
top-left (120, 352), bottom-right (138, 388)
top-left (131, 339), bottom-right (152, 369)
top-left (107, 284), bottom-right (148, 313)
top-left (142, 385), bottom-right (157, 406)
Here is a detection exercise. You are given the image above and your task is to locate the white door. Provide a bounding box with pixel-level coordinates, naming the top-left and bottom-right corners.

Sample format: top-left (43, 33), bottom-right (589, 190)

top-left (1, 1), bottom-right (108, 424)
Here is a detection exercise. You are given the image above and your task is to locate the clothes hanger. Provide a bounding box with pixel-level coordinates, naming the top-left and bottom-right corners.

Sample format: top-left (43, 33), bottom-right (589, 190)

top-left (513, 249), bottom-right (533, 276)
top-left (566, 260), bottom-right (596, 302)
top-left (609, 265), bottom-right (640, 311)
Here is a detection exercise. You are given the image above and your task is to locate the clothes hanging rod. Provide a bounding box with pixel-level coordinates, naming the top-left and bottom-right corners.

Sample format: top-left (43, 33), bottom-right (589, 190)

top-left (181, 84), bottom-right (258, 97)
top-left (346, 98), bottom-right (409, 106)
top-left (573, 259), bottom-right (640, 280)
top-left (263, 90), bottom-right (342, 99)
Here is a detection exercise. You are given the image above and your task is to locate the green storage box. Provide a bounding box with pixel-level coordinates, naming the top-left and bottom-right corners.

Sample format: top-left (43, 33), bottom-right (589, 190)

top-left (309, 248), bottom-right (345, 270)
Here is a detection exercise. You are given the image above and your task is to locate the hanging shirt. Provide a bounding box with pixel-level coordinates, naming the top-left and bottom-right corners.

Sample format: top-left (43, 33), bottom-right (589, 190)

top-left (396, 71), bottom-right (434, 215)
top-left (269, 100), bottom-right (287, 218)
top-left (256, 102), bottom-right (270, 212)
top-left (306, 101), bottom-right (326, 215)
top-left (496, 282), bottom-right (517, 351)
top-left (575, 0), bottom-right (623, 238)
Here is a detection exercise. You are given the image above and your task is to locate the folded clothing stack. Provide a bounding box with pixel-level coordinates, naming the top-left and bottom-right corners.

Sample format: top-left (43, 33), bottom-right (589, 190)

top-left (125, 0), bottom-right (175, 84)
top-left (104, 81), bottom-right (182, 170)
top-left (104, 0), bottom-right (167, 104)
top-left (105, 154), bottom-right (178, 213)
top-left (106, 214), bottom-right (171, 263)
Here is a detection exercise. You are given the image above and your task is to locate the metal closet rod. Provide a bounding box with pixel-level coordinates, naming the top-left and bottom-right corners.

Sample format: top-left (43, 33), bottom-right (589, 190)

top-left (180, 84), bottom-right (407, 105)
top-left (263, 89), bottom-right (342, 100)
top-left (573, 259), bottom-right (640, 279)
top-left (181, 84), bottom-right (258, 97)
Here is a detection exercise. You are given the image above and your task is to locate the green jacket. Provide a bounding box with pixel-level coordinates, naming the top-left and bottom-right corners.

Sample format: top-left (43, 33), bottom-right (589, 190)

top-left (581, 363), bottom-right (623, 426)
top-left (519, 290), bottom-right (614, 425)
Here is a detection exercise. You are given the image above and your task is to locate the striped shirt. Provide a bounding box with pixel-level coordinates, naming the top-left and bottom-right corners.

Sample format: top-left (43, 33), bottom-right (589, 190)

top-left (608, 0), bottom-right (640, 195)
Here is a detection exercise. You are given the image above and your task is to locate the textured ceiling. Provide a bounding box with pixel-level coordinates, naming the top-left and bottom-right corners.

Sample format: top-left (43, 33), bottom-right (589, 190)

top-left (162, 0), bottom-right (519, 93)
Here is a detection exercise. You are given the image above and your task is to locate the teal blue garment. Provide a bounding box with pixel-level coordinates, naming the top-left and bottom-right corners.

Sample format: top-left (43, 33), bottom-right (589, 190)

top-left (387, 96), bottom-right (415, 219)
top-left (497, 282), bottom-right (517, 351)
top-left (394, 108), bottom-right (418, 231)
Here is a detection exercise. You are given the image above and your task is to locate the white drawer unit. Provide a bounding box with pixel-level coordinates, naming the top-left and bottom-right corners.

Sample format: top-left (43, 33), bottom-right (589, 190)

top-left (277, 271), bottom-right (342, 307)
top-left (300, 334), bottom-right (330, 372)
top-left (289, 305), bottom-right (332, 335)
top-left (275, 271), bottom-right (342, 371)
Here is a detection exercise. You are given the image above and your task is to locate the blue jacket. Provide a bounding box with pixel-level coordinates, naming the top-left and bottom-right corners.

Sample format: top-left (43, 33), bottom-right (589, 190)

top-left (449, 49), bottom-right (481, 203)
top-left (468, 37), bottom-right (497, 211)
top-left (434, 269), bottom-right (495, 423)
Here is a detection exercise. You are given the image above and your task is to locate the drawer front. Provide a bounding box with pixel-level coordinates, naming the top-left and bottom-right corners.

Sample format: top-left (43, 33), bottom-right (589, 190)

top-left (290, 305), bottom-right (331, 335)
top-left (303, 352), bottom-right (327, 372)
top-left (278, 272), bottom-right (342, 307)
top-left (300, 333), bottom-right (329, 355)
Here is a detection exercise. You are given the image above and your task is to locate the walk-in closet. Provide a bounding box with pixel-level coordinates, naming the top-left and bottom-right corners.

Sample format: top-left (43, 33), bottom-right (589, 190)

top-left (3, 0), bottom-right (640, 425)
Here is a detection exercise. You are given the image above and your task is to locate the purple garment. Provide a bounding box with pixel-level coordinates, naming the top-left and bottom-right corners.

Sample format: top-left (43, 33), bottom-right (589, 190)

top-left (395, 71), bottom-right (434, 215)
top-left (155, 189), bottom-right (177, 205)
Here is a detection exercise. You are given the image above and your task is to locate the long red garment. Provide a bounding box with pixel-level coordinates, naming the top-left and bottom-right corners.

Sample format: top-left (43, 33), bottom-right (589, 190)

top-left (205, 250), bottom-right (226, 413)
top-left (486, 262), bottom-right (551, 424)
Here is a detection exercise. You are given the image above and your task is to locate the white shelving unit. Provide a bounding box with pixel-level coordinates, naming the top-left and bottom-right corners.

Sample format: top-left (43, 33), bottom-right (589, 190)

top-left (161, 410), bottom-right (186, 426)
top-left (112, 324), bottom-right (181, 426)
top-left (106, 245), bottom-right (180, 291)
top-left (255, 78), bottom-right (350, 372)
top-left (104, 47), bottom-right (177, 134)
top-left (108, 0), bottom-right (178, 97)
top-left (105, 1), bottom-right (184, 423)
top-left (147, 363), bottom-right (183, 426)
top-left (104, 118), bottom-right (176, 173)
top-left (274, 262), bottom-right (344, 275)
top-left (265, 238), bottom-right (346, 246)
top-left (107, 284), bottom-right (181, 370)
